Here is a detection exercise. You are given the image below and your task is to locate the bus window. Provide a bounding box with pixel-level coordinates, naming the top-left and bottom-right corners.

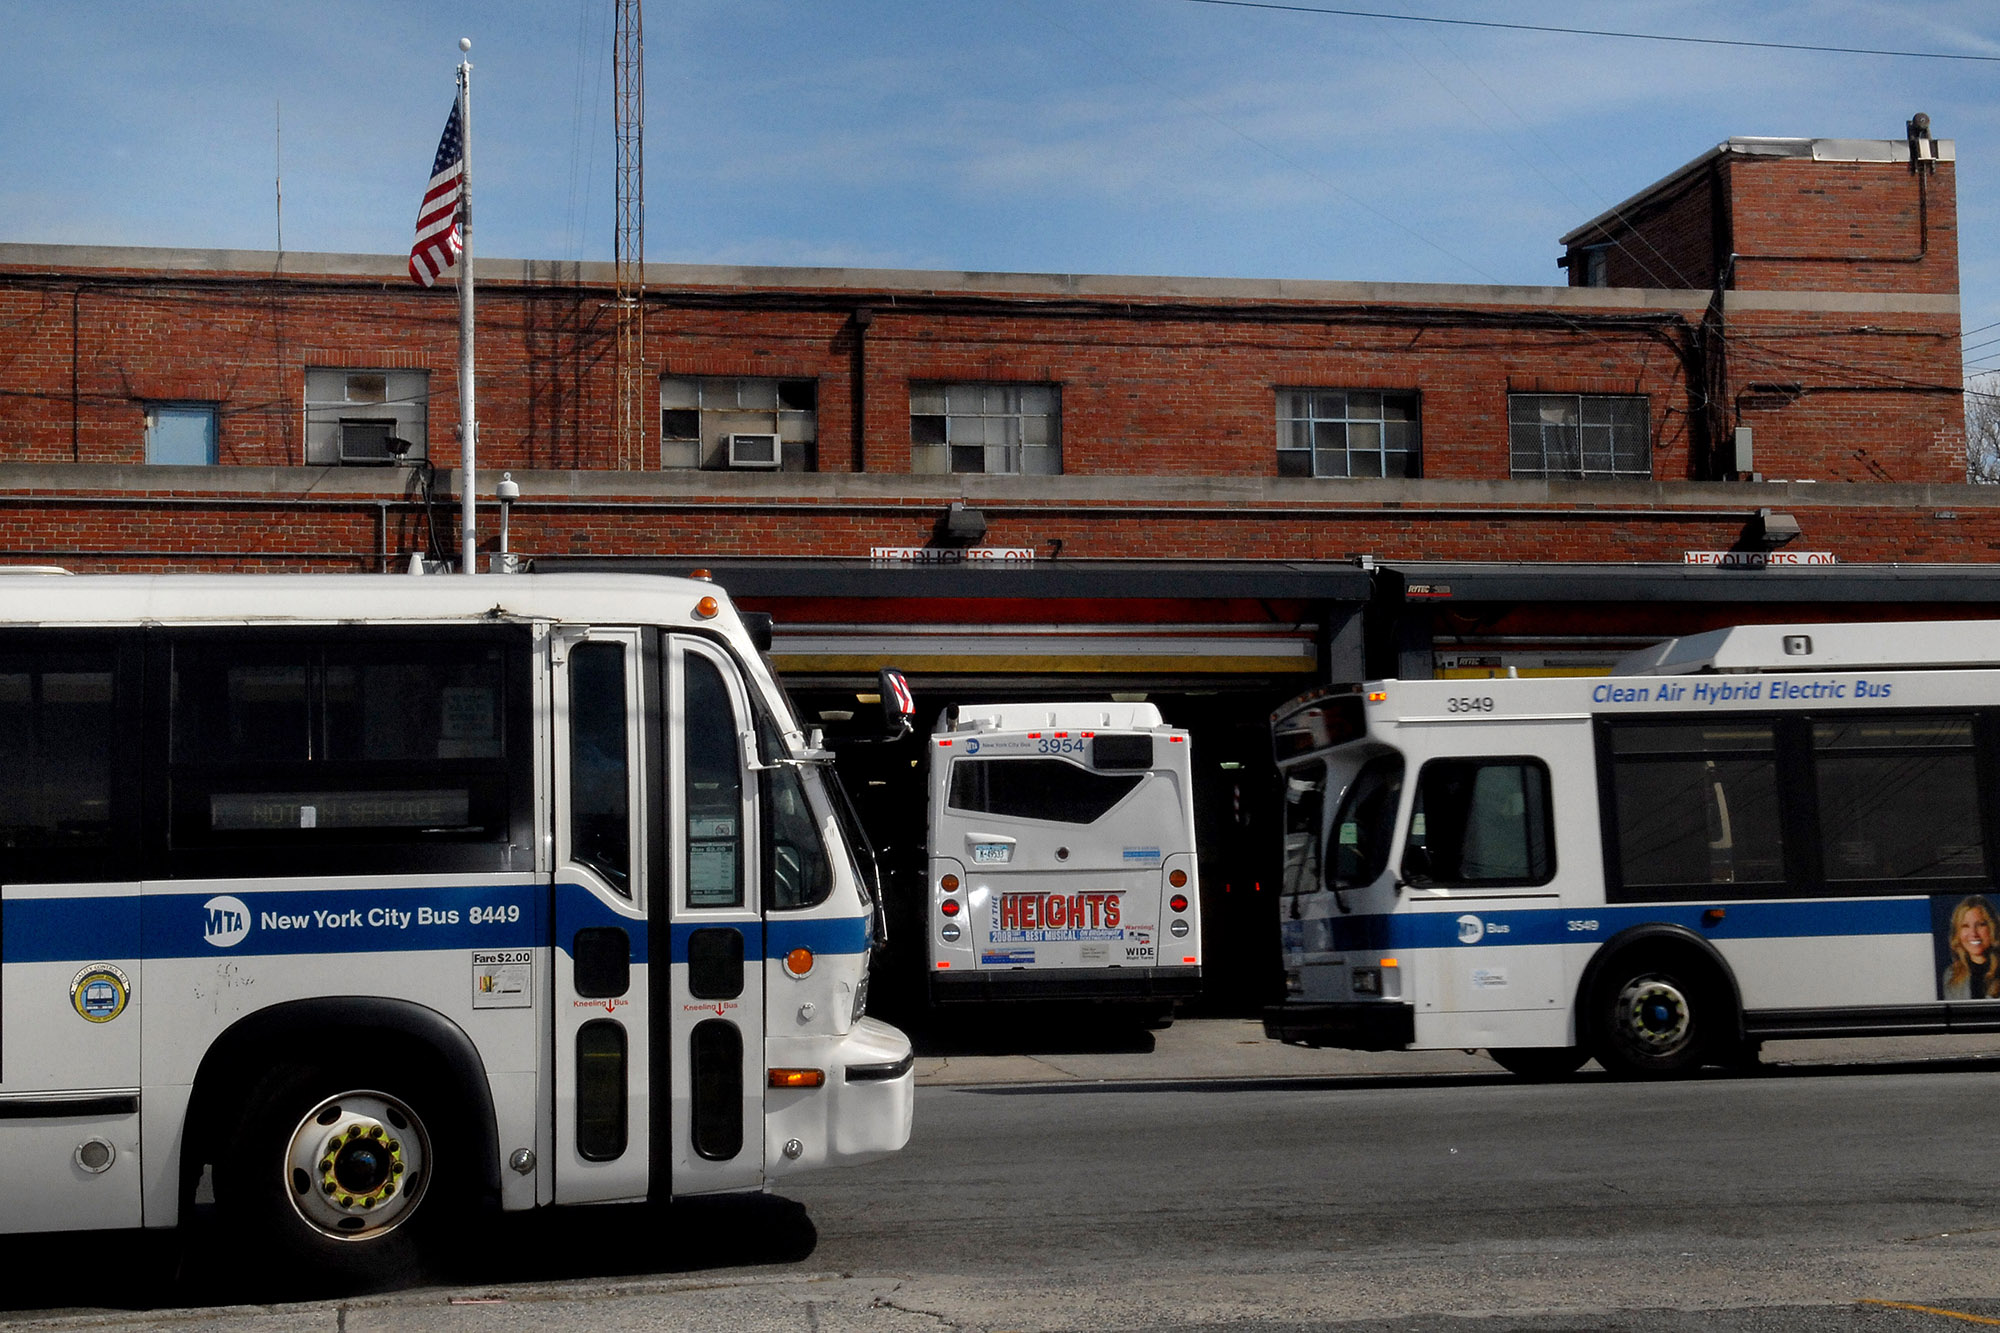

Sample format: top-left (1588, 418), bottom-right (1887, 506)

top-left (166, 635), bottom-right (520, 860)
top-left (1281, 766), bottom-right (1326, 896)
top-left (1330, 755), bottom-right (1401, 890)
top-left (1402, 758), bottom-right (1553, 887)
top-left (568, 641), bottom-right (632, 895)
top-left (1607, 721), bottom-right (1784, 895)
top-left (685, 654), bottom-right (744, 908)
top-left (947, 758), bottom-right (1142, 825)
top-left (0, 653), bottom-right (115, 853)
top-left (768, 763), bottom-right (833, 910)
top-left (1814, 715), bottom-right (1986, 885)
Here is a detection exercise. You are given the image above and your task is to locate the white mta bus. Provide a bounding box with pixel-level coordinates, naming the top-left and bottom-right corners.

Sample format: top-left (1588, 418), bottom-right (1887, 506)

top-left (0, 573), bottom-right (912, 1274)
top-left (926, 702), bottom-right (1201, 1013)
top-left (1265, 620), bottom-right (2000, 1080)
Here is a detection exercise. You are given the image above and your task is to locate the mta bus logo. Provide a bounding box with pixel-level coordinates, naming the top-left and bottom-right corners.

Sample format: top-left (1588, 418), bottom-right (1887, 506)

top-left (202, 895), bottom-right (252, 948)
top-left (1457, 914), bottom-right (1485, 944)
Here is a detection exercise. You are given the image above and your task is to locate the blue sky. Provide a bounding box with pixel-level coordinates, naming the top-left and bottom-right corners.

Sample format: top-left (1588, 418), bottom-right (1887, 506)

top-left (7, 1), bottom-right (2000, 377)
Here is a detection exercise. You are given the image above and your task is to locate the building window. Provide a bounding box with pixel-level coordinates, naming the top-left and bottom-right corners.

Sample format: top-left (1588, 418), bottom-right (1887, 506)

top-left (910, 383), bottom-right (1060, 475)
top-left (659, 376), bottom-right (817, 470)
top-left (1581, 245), bottom-right (1610, 287)
top-left (1277, 390), bottom-right (1419, 478)
top-left (305, 369), bottom-right (428, 466)
top-left (1509, 394), bottom-right (1649, 479)
top-left (144, 404), bottom-right (218, 465)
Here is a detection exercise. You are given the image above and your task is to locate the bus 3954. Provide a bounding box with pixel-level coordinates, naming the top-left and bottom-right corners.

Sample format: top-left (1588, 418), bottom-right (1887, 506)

top-left (0, 573), bottom-right (913, 1273)
top-left (1265, 620), bottom-right (2000, 1080)
top-left (925, 702), bottom-right (1201, 1016)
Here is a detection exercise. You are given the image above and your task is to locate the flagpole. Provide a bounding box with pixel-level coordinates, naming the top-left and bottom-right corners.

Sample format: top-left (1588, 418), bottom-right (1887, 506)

top-left (456, 37), bottom-right (477, 574)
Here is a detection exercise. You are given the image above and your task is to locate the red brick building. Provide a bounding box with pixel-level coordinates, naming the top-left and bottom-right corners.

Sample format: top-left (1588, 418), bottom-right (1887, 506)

top-left (0, 123), bottom-right (1981, 1005)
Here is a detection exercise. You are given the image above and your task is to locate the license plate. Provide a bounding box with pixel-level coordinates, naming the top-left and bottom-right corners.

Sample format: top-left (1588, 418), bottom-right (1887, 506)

top-left (971, 843), bottom-right (1012, 864)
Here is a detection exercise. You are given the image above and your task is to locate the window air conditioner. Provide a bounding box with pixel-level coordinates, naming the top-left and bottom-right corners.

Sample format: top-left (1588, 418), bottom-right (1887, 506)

top-left (338, 418), bottom-right (398, 464)
top-left (726, 433), bottom-right (782, 469)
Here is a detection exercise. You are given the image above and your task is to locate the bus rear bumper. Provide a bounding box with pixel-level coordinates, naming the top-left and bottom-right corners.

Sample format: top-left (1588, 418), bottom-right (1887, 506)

top-left (1262, 1001), bottom-right (1415, 1051)
top-left (930, 966), bottom-right (1202, 1005)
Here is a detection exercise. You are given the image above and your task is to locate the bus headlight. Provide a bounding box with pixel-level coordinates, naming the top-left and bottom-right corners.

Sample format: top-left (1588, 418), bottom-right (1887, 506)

top-left (1284, 968), bottom-right (1303, 995)
top-left (1352, 967), bottom-right (1382, 995)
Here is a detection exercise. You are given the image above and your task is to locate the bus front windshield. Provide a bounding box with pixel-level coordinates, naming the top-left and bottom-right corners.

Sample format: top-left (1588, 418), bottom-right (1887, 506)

top-left (1328, 754), bottom-right (1404, 892)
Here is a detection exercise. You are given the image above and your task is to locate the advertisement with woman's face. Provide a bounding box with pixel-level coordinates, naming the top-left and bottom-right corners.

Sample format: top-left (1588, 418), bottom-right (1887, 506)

top-left (1937, 894), bottom-right (2000, 1001)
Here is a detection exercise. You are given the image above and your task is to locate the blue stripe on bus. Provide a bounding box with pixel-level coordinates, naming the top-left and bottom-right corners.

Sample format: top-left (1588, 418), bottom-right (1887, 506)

top-left (1316, 896), bottom-right (1933, 952)
top-left (4, 883), bottom-right (869, 964)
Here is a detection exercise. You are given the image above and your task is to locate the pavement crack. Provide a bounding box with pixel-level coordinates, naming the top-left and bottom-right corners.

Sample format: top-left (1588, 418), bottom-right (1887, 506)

top-left (872, 1282), bottom-right (963, 1330)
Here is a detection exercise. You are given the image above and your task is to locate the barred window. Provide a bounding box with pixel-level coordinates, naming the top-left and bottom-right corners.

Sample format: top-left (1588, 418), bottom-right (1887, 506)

top-left (1277, 390), bottom-right (1420, 478)
top-left (910, 383), bottom-right (1060, 475)
top-left (1509, 394), bottom-right (1649, 479)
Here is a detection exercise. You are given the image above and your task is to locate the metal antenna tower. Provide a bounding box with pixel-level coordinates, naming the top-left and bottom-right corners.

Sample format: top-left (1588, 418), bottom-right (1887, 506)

top-left (613, 0), bottom-right (645, 469)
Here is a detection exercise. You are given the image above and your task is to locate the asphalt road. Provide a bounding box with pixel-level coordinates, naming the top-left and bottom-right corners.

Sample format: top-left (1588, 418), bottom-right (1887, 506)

top-left (12, 1038), bottom-right (2000, 1330)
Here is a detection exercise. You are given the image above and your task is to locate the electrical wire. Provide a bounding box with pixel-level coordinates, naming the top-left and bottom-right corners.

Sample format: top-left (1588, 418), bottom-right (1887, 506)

top-left (1164, 1), bottom-right (2000, 63)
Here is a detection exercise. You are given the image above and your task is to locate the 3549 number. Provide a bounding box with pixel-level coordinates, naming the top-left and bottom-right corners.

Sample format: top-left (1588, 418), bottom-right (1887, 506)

top-left (1446, 696), bottom-right (1495, 713)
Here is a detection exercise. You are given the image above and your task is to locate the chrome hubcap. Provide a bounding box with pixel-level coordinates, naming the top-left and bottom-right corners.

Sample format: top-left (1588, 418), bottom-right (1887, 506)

top-left (281, 1091), bottom-right (430, 1241)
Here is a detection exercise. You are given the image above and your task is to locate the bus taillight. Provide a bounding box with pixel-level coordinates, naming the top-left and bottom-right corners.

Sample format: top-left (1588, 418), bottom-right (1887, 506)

top-left (940, 899), bottom-right (961, 917)
top-left (1170, 894), bottom-right (1189, 913)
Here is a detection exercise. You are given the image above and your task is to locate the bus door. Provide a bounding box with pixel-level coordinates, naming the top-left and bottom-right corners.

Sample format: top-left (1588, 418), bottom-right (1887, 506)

top-left (551, 628), bottom-right (653, 1204)
top-left (662, 638), bottom-right (765, 1195)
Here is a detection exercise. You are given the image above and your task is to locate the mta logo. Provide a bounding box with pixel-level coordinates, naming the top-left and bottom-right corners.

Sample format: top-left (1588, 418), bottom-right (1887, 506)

top-left (202, 895), bottom-right (251, 948)
top-left (1456, 914), bottom-right (1485, 945)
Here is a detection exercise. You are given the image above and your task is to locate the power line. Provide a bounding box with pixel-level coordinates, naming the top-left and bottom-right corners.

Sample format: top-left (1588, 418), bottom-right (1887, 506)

top-left (1167, 0), bottom-right (2000, 63)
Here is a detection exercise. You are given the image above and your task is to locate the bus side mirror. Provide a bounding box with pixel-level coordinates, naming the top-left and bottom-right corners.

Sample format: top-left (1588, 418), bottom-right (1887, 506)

top-left (878, 667), bottom-right (914, 738)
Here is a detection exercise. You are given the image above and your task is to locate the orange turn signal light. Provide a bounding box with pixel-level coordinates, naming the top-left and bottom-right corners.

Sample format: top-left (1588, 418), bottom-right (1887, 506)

top-left (694, 595), bottom-right (720, 620)
top-left (768, 1068), bottom-right (825, 1089)
top-left (784, 947), bottom-right (815, 976)
top-left (1168, 868), bottom-right (1188, 888)
top-left (941, 873), bottom-right (960, 892)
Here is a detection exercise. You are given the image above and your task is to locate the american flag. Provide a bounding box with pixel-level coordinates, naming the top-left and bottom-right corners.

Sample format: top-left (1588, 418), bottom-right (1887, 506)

top-left (408, 99), bottom-right (464, 287)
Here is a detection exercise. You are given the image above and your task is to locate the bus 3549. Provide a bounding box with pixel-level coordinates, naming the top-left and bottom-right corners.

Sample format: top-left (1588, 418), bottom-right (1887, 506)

top-left (1265, 620), bottom-right (2000, 1080)
top-left (926, 702), bottom-right (1201, 1016)
top-left (0, 573), bottom-right (912, 1273)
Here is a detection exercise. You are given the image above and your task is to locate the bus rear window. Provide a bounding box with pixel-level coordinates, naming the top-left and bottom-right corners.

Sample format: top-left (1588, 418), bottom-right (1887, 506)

top-left (948, 758), bottom-right (1143, 825)
top-left (1091, 734), bottom-right (1155, 770)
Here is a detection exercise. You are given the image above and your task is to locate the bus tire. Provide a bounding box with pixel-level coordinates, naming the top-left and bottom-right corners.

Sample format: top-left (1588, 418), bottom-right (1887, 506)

top-left (1591, 956), bottom-right (1717, 1079)
top-left (1487, 1046), bottom-right (1587, 1081)
top-left (216, 1063), bottom-right (445, 1283)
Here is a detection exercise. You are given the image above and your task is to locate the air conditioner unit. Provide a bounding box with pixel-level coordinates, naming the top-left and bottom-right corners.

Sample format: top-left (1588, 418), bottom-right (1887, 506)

top-left (338, 418), bottom-right (398, 464)
top-left (726, 433), bottom-right (782, 469)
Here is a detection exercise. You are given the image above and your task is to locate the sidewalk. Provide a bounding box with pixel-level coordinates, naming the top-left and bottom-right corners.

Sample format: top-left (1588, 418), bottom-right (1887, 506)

top-left (911, 1017), bottom-right (2000, 1086)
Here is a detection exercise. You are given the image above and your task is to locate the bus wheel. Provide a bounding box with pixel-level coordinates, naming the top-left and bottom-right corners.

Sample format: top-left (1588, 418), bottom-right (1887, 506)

top-left (218, 1066), bottom-right (438, 1280)
top-left (1594, 963), bottom-right (1710, 1079)
top-left (1487, 1046), bottom-right (1586, 1081)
